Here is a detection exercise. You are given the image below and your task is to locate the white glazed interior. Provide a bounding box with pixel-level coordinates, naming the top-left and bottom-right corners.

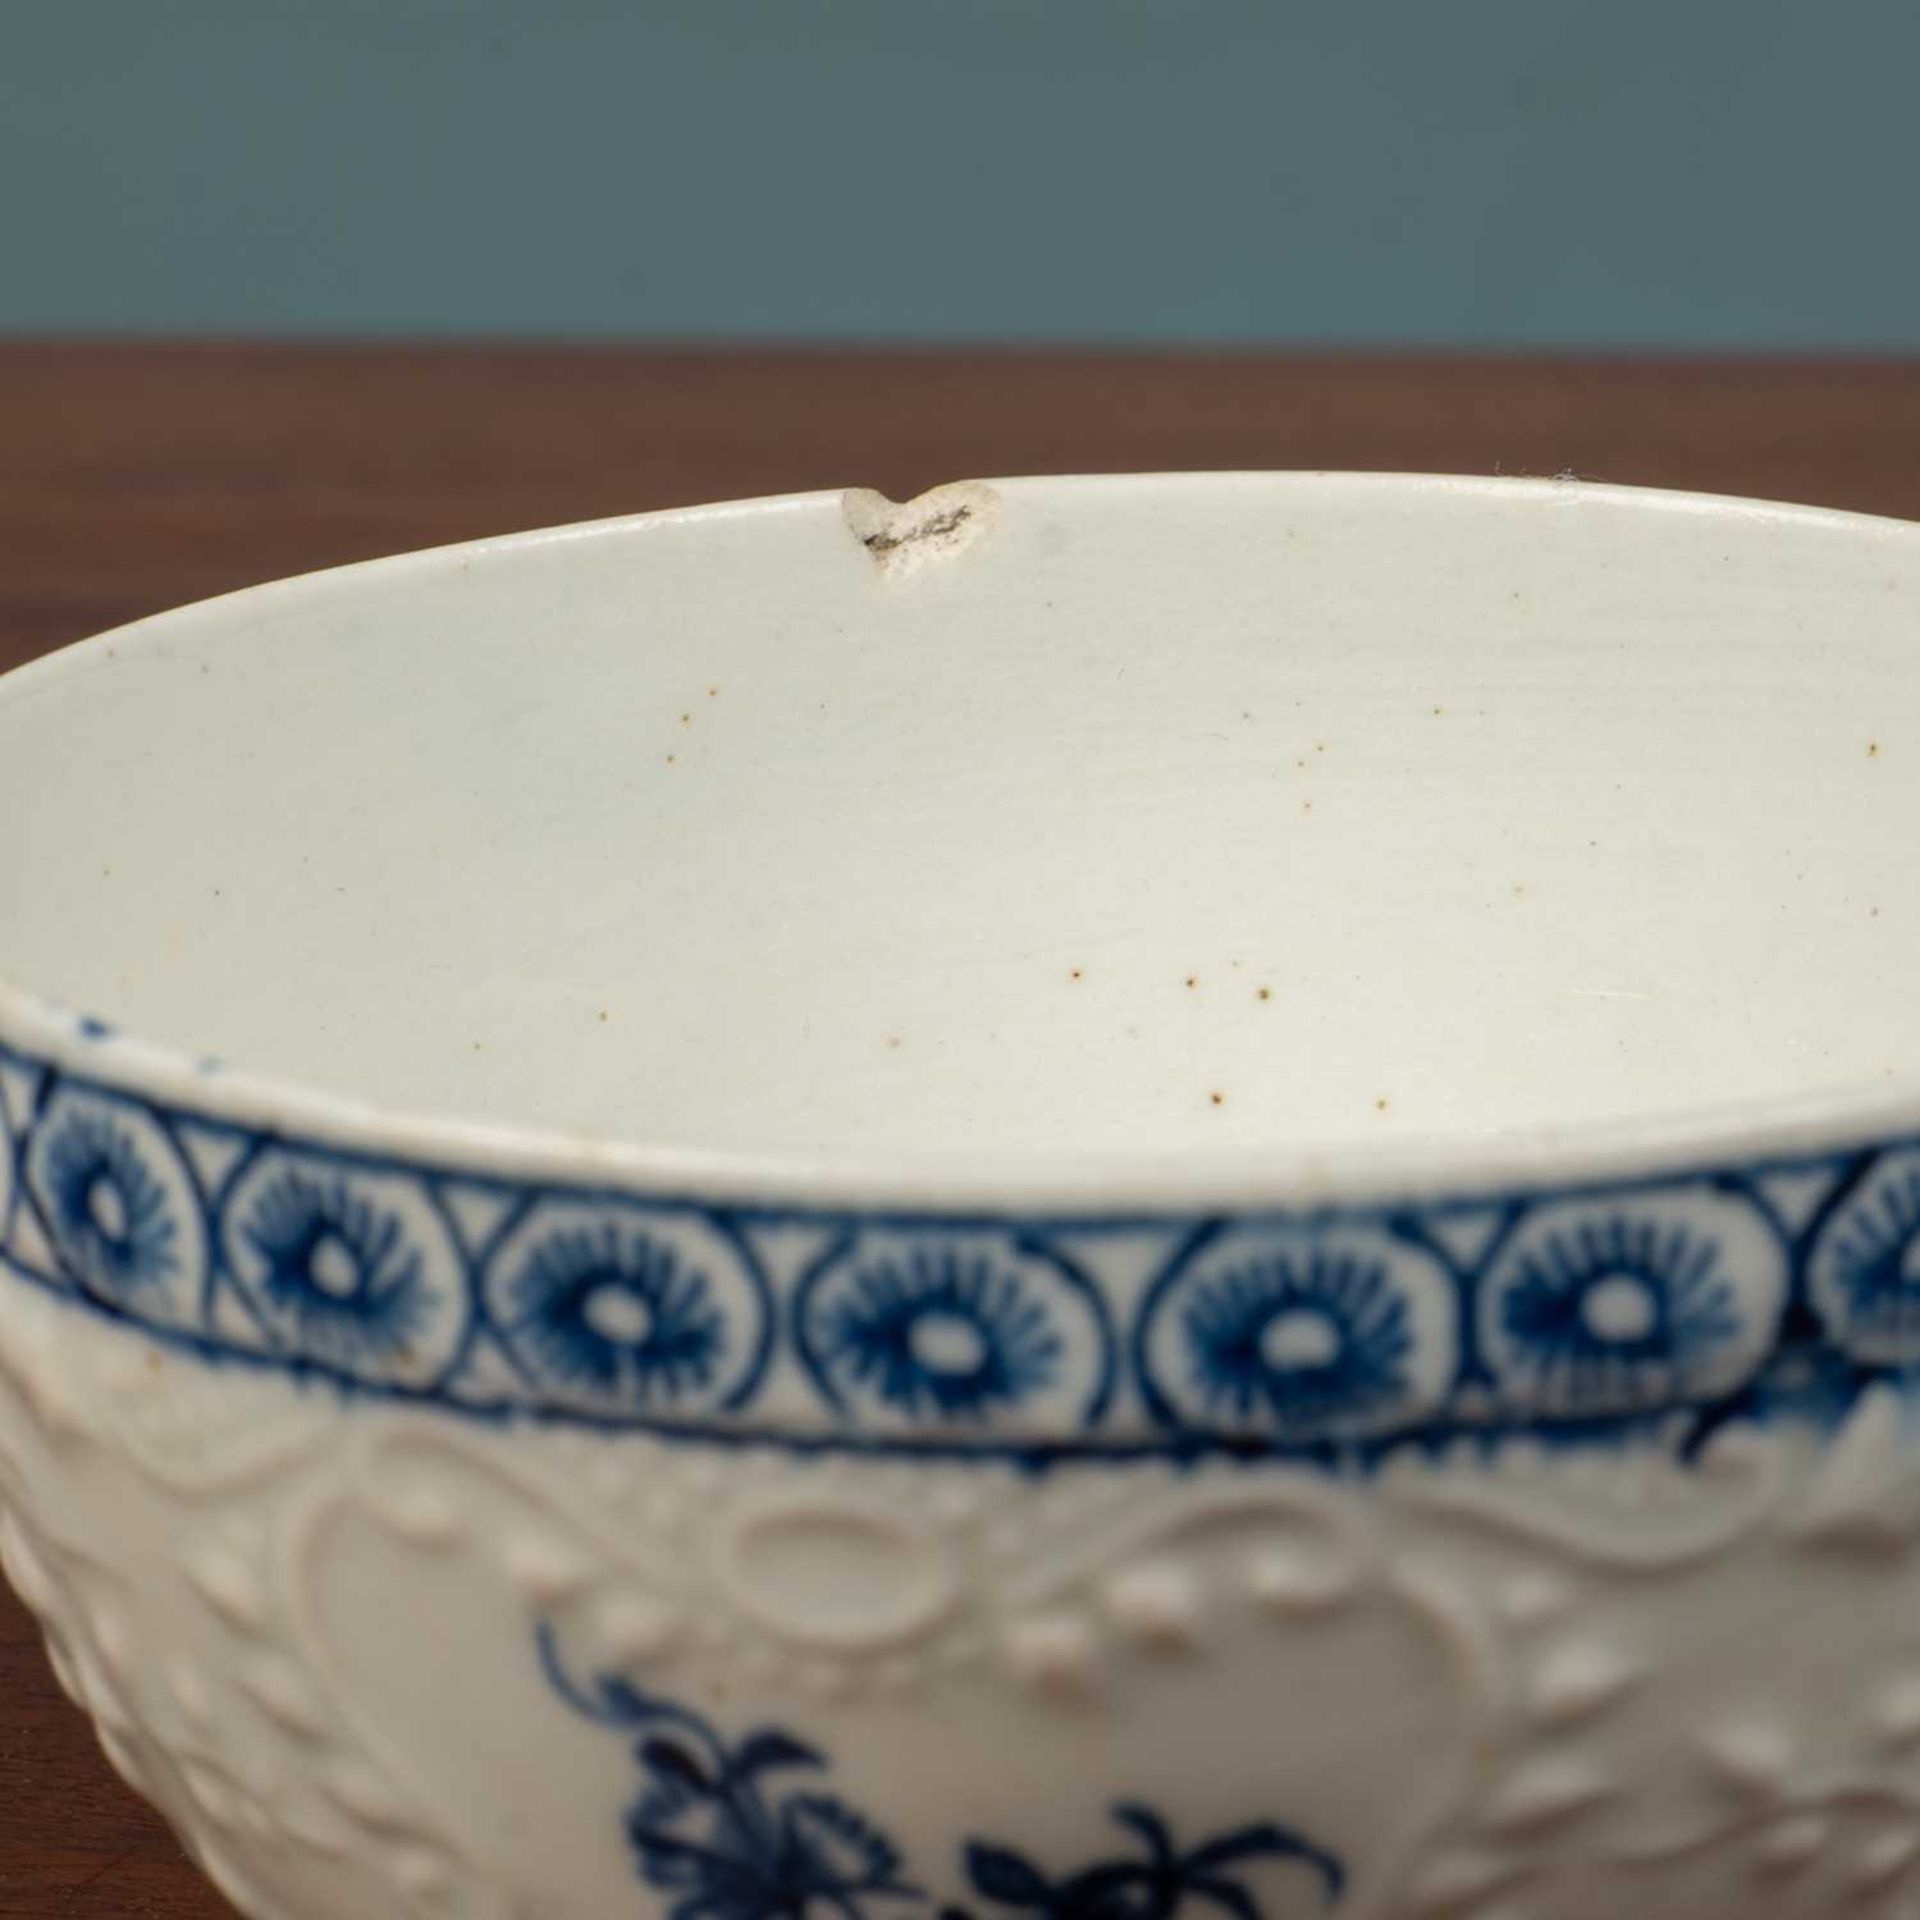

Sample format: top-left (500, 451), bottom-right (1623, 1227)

top-left (3, 473), bottom-right (1918, 1176)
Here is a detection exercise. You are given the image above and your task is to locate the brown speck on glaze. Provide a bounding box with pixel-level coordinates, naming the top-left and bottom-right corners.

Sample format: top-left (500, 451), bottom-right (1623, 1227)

top-left (1209, 1091), bottom-right (1225, 1107)
top-left (1314, 741), bottom-right (1327, 754)
top-left (1375, 1096), bottom-right (1390, 1112)
top-left (1432, 705), bottom-right (1444, 716)
top-left (1257, 986), bottom-right (1272, 1001)
top-left (1069, 968), bottom-right (1083, 981)
top-left (1185, 975), bottom-right (1198, 990)
top-left (1869, 740), bottom-right (1883, 758)
top-left (1301, 799), bottom-right (1314, 815)
top-left (886, 1036), bottom-right (903, 1050)
top-left (667, 754), bottom-right (677, 764)
top-left (707, 686), bottom-right (719, 697)
top-left (598, 1010), bottom-right (609, 1023)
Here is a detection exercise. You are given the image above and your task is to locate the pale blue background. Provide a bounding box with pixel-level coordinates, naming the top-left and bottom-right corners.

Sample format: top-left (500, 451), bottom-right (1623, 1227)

top-left (3, 0), bottom-right (1915, 346)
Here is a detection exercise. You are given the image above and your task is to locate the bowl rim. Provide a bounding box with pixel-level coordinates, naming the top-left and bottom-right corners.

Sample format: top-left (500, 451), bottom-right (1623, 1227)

top-left (6, 467), bottom-right (1920, 1218)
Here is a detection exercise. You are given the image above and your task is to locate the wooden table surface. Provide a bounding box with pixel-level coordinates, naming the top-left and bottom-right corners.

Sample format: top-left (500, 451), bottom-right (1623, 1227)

top-left (1, 342), bottom-right (1918, 1914)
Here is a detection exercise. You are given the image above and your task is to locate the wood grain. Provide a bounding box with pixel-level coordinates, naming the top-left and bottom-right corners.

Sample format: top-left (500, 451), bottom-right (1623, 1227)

top-left (0, 341), bottom-right (1916, 1914)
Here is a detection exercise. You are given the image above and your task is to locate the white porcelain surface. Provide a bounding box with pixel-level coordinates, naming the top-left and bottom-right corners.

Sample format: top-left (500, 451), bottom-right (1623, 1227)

top-left (3, 473), bottom-right (1920, 1920)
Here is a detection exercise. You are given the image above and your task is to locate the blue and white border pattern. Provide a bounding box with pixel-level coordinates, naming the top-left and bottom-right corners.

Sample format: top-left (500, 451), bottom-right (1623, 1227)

top-left (0, 1038), bottom-right (1915, 1468)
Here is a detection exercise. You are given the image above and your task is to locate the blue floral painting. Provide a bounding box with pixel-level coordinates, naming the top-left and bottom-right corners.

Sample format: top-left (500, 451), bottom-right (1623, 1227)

top-left (537, 1625), bottom-right (1344, 1920)
top-left (1808, 1149), bottom-right (1920, 1364)
top-left (1178, 1251), bottom-right (1415, 1434)
top-left (539, 1624), bottom-right (922, 1920)
top-left (960, 1809), bottom-right (1344, 1920)
top-left (37, 1109), bottom-right (176, 1294)
top-left (1479, 1190), bottom-right (1787, 1417)
top-left (0, 1033), bottom-right (1906, 1466)
top-left (810, 1243), bottom-right (1062, 1419)
top-left (22, 1087), bottom-right (202, 1324)
top-left (223, 1156), bottom-right (463, 1377)
top-left (797, 1231), bottom-right (1111, 1431)
top-left (497, 1217), bottom-right (726, 1406)
top-left (1136, 1226), bottom-right (1456, 1440)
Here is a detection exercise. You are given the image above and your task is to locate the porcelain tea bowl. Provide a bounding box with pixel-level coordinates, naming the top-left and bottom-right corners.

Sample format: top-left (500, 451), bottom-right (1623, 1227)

top-left (4, 472), bottom-right (1920, 1920)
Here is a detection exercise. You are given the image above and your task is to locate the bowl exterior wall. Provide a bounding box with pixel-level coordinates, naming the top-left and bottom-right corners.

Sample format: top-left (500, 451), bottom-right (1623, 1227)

top-left (5, 1033), bottom-right (1920, 1917)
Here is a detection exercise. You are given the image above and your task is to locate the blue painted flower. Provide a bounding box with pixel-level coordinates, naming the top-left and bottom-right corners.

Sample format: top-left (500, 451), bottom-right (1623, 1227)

top-left (808, 1241), bottom-right (1066, 1422)
top-left (24, 1089), bottom-right (201, 1318)
top-left (495, 1215), bottom-right (726, 1408)
top-left (538, 1625), bottom-right (921, 1920)
top-left (630, 1769), bottom-right (912, 1920)
top-left (963, 1806), bottom-right (1343, 1920)
top-left (1139, 1225), bottom-right (1457, 1442)
top-left (1808, 1151), bottom-right (1920, 1365)
top-left (1178, 1248), bottom-right (1415, 1436)
top-left (221, 1150), bottom-right (465, 1383)
top-left (539, 1623), bottom-right (1346, 1920)
top-left (235, 1169), bottom-right (428, 1366)
top-left (1480, 1190), bottom-right (1785, 1416)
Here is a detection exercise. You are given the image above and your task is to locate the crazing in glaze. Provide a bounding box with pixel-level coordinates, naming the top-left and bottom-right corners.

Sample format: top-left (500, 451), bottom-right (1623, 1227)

top-left (0, 1039), bottom-right (1906, 1463)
